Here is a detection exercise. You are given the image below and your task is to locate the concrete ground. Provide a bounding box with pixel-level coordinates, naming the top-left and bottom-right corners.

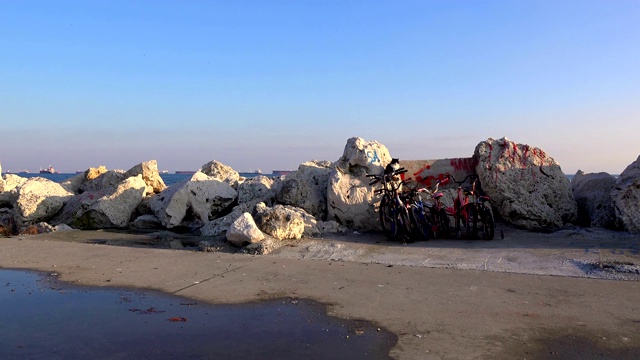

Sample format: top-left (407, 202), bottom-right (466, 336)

top-left (1, 225), bottom-right (639, 359)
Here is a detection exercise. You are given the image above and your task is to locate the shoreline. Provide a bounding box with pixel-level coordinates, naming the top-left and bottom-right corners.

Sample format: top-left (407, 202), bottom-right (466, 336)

top-left (1, 228), bottom-right (639, 359)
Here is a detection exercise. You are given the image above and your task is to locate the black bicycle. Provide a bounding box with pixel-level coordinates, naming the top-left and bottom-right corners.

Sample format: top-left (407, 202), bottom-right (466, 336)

top-left (367, 167), bottom-right (414, 243)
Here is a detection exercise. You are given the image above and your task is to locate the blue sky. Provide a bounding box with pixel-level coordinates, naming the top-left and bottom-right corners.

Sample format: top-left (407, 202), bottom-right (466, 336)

top-left (2, 1), bottom-right (639, 174)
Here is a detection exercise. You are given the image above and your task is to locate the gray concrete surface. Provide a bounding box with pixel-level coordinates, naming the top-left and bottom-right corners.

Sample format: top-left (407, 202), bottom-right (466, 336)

top-left (1, 226), bottom-right (639, 359)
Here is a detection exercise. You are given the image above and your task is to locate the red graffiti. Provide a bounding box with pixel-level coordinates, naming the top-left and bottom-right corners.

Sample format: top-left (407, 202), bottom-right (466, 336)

top-left (450, 158), bottom-right (478, 172)
top-left (416, 173), bottom-right (449, 188)
top-left (413, 164), bottom-right (431, 177)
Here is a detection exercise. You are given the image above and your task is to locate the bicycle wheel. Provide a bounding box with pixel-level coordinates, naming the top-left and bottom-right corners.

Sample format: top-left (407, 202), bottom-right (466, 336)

top-left (437, 208), bottom-right (450, 239)
top-left (478, 205), bottom-right (495, 240)
top-left (379, 195), bottom-right (398, 240)
top-left (398, 204), bottom-right (414, 243)
top-left (411, 205), bottom-right (431, 240)
top-left (469, 205), bottom-right (479, 239)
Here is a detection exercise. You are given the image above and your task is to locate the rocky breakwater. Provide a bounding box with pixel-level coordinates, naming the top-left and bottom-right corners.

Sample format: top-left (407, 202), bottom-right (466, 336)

top-left (474, 137), bottom-right (578, 232)
top-left (2, 137), bottom-right (639, 249)
top-left (568, 156), bottom-right (640, 233)
top-left (611, 155), bottom-right (640, 233)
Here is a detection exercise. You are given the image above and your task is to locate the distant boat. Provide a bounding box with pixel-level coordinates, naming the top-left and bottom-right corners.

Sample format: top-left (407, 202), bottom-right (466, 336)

top-left (39, 165), bottom-right (60, 174)
top-left (161, 170), bottom-right (169, 174)
top-left (272, 170), bottom-right (293, 176)
top-left (175, 170), bottom-right (196, 174)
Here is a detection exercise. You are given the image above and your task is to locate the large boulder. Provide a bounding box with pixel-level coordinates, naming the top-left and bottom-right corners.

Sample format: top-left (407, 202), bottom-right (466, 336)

top-left (52, 175), bottom-right (147, 229)
top-left (0, 208), bottom-right (18, 235)
top-left (201, 160), bottom-right (240, 187)
top-left (79, 169), bottom-right (126, 193)
top-left (130, 214), bottom-right (164, 230)
top-left (199, 202), bottom-right (254, 237)
top-left (253, 203), bottom-right (304, 240)
top-left (86, 165), bottom-right (109, 180)
top-left (327, 137), bottom-right (391, 231)
top-left (226, 212), bottom-right (265, 247)
top-left (124, 160), bottom-right (166, 195)
top-left (571, 171), bottom-right (617, 229)
top-left (237, 175), bottom-right (282, 206)
top-left (59, 165), bottom-right (110, 194)
top-left (611, 155), bottom-right (640, 233)
top-left (149, 171), bottom-right (237, 229)
top-left (474, 137), bottom-right (577, 231)
top-left (0, 174), bottom-right (28, 206)
top-left (14, 177), bottom-right (74, 225)
top-left (60, 173), bottom-right (86, 194)
top-left (276, 160), bottom-right (334, 220)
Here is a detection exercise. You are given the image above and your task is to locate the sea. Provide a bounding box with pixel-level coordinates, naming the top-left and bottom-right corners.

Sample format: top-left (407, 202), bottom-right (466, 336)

top-left (4, 172), bottom-right (270, 186)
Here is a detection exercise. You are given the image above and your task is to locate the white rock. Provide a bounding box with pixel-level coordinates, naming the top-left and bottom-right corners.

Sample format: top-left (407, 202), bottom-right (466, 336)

top-left (337, 137), bottom-right (391, 176)
top-left (326, 137), bottom-right (392, 232)
top-left (317, 220), bottom-right (349, 234)
top-left (59, 173), bottom-right (86, 194)
top-left (150, 172), bottom-right (237, 229)
top-left (52, 175), bottom-right (147, 229)
top-left (244, 238), bottom-right (279, 255)
top-left (474, 137), bottom-right (577, 231)
top-left (14, 177), bottom-right (74, 225)
top-left (572, 170), bottom-right (617, 229)
top-left (200, 160), bottom-right (240, 187)
top-left (1, 174), bottom-right (28, 192)
top-left (0, 174), bottom-right (28, 206)
top-left (124, 160), bottom-right (166, 195)
top-left (226, 212), bottom-right (265, 246)
top-left (253, 203), bottom-right (305, 240)
top-left (53, 224), bottom-right (76, 232)
top-left (79, 170), bottom-right (126, 193)
top-left (611, 155), bottom-right (640, 233)
top-left (327, 168), bottom-right (380, 231)
top-left (237, 175), bottom-right (281, 205)
top-left (199, 202), bottom-right (255, 237)
top-left (276, 160), bottom-right (334, 219)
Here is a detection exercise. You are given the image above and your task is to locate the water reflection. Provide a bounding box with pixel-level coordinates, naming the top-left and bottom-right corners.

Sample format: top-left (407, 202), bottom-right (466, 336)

top-left (1, 269), bottom-right (396, 359)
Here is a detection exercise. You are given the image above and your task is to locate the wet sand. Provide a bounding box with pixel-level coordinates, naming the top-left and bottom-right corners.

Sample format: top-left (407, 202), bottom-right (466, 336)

top-left (1, 227), bottom-right (639, 359)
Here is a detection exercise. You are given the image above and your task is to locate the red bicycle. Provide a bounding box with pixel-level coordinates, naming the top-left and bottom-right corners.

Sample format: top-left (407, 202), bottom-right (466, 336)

top-left (414, 178), bottom-right (451, 239)
top-left (446, 174), bottom-right (495, 240)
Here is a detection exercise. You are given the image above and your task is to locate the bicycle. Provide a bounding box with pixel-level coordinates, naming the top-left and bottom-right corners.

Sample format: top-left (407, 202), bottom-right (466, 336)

top-left (414, 178), bottom-right (451, 239)
top-left (446, 174), bottom-right (495, 240)
top-left (403, 186), bottom-right (433, 240)
top-left (367, 167), bottom-right (414, 243)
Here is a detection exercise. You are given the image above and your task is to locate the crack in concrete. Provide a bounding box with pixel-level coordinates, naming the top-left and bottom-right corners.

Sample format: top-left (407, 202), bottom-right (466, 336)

top-left (171, 264), bottom-right (248, 294)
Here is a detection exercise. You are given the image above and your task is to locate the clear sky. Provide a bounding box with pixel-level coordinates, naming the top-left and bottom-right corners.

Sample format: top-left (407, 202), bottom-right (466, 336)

top-left (1, 1), bottom-right (638, 174)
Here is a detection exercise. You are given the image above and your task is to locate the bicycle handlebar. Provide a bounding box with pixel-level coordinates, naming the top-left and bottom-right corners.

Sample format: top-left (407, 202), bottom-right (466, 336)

top-left (447, 173), bottom-right (478, 186)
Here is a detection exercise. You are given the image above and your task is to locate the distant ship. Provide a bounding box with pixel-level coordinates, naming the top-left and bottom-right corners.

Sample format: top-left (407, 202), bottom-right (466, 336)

top-left (272, 170), bottom-right (293, 176)
top-left (39, 165), bottom-right (60, 174)
top-left (175, 170), bottom-right (197, 174)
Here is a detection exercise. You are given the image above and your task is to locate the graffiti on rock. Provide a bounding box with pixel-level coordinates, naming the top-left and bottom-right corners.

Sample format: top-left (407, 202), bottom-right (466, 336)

top-left (367, 150), bottom-right (381, 165)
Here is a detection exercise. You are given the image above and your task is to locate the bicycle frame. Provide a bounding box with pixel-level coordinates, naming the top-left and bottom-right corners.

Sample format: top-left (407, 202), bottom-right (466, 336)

top-left (414, 178), bottom-right (450, 238)
top-left (445, 174), bottom-right (495, 240)
top-left (446, 174), bottom-right (477, 238)
top-left (367, 167), bottom-right (413, 242)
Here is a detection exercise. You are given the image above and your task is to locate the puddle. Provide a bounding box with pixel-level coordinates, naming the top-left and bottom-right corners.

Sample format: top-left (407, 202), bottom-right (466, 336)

top-left (1, 269), bottom-right (396, 359)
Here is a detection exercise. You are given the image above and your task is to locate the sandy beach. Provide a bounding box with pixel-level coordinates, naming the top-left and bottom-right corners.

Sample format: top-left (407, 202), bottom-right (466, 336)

top-left (1, 227), bottom-right (639, 359)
